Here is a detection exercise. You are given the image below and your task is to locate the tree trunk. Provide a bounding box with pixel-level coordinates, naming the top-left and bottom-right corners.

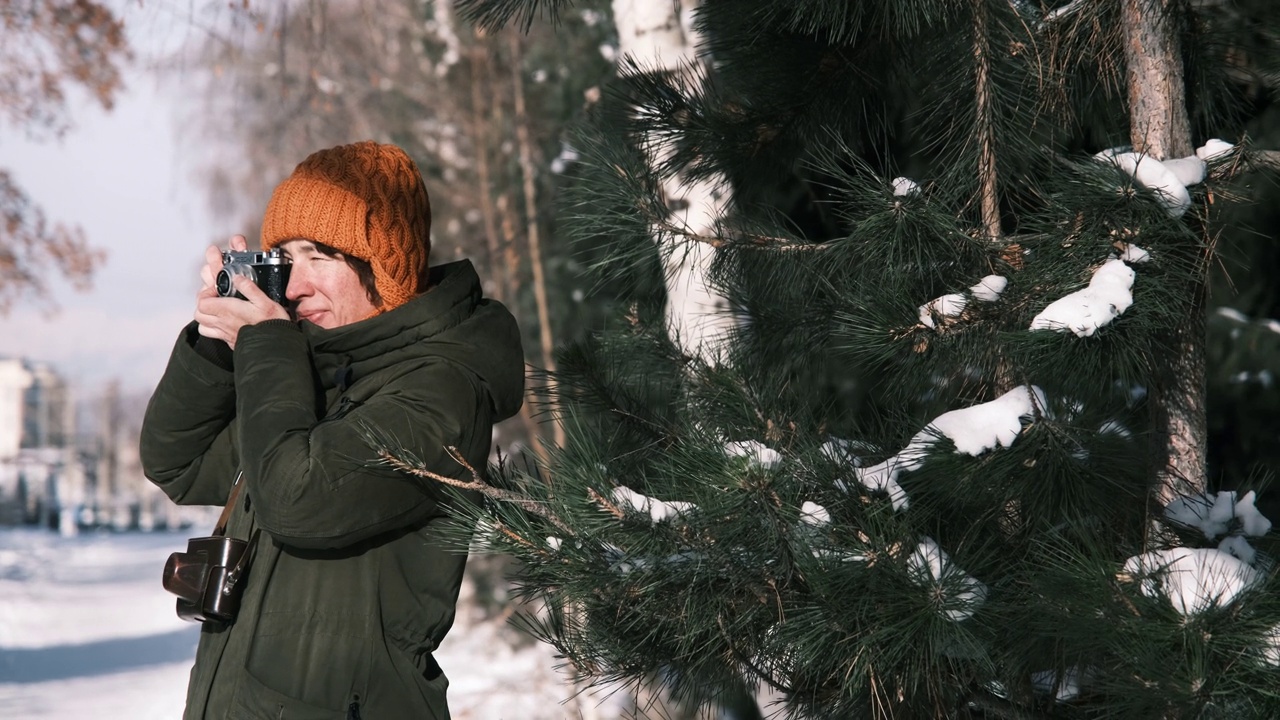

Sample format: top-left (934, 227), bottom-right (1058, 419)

top-left (1119, 0), bottom-right (1206, 505)
top-left (469, 34), bottom-right (505, 303)
top-left (613, 0), bottom-right (738, 366)
top-left (508, 30), bottom-right (566, 451)
top-left (1120, 0), bottom-right (1192, 160)
top-left (972, 0), bottom-right (1001, 243)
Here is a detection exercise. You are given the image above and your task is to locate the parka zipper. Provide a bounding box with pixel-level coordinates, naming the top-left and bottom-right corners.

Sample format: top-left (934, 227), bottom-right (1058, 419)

top-left (329, 395), bottom-right (359, 421)
top-left (347, 695), bottom-right (362, 720)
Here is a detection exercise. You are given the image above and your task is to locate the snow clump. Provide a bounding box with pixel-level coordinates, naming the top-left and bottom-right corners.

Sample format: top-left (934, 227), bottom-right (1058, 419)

top-left (918, 275), bottom-right (1008, 329)
top-left (1164, 490), bottom-right (1273, 539)
top-left (919, 293), bottom-right (967, 329)
top-left (1197, 138), bottom-right (1234, 161)
top-left (1094, 139), bottom-right (1233, 217)
top-left (724, 440), bottom-right (782, 468)
top-left (612, 486), bottom-right (697, 522)
top-left (1235, 490), bottom-right (1273, 536)
top-left (844, 386), bottom-right (1044, 511)
top-left (799, 501), bottom-right (830, 527)
top-left (1217, 536), bottom-right (1257, 566)
top-left (892, 176), bottom-right (920, 196)
top-left (1116, 243), bottom-right (1150, 264)
top-left (907, 537), bottom-right (987, 622)
top-left (1030, 259), bottom-right (1134, 337)
top-left (1122, 547), bottom-right (1261, 616)
top-left (969, 274), bottom-right (1008, 301)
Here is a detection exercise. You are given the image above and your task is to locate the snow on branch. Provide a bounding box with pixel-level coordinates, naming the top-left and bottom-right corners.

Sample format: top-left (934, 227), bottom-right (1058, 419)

top-left (928, 385), bottom-right (1045, 454)
top-left (1122, 547), bottom-right (1261, 616)
top-left (1164, 489), bottom-right (1273, 539)
top-left (907, 536), bottom-right (988, 622)
top-left (1115, 243), bottom-right (1150, 264)
top-left (918, 274), bottom-right (1008, 329)
top-left (1093, 139), bottom-right (1234, 217)
top-left (799, 501), bottom-right (830, 527)
top-left (838, 386), bottom-right (1045, 510)
top-left (1029, 258), bottom-right (1135, 337)
top-left (892, 176), bottom-right (920, 197)
top-left (724, 440), bottom-right (783, 468)
top-left (611, 486), bottom-right (698, 522)
top-left (1217, 536), bottom-right (1257, 566)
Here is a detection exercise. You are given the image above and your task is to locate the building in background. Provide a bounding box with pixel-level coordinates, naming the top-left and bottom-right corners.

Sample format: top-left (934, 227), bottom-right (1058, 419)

top-left (0, 358), bottom-right (206, 533)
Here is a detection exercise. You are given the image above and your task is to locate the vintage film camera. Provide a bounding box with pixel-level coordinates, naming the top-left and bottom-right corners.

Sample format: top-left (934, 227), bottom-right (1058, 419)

top-left (162, 534), bottom-right (253, 623)
top-left (217, 248), bottom-right (291, 304)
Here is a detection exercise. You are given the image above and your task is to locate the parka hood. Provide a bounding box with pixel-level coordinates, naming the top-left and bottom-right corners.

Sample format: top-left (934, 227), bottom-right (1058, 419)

top-left (303, 259), bottom-right (525, 422)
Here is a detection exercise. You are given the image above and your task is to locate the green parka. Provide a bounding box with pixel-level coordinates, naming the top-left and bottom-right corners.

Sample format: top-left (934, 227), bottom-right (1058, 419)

top-left (140, 260), bottom-right (524, 720)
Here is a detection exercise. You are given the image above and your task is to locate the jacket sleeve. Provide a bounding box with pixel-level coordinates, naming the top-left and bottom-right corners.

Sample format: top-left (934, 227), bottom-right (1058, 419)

top-left (233, 320), bottom-right (492, 550)
top-left (139, 323), bottom-right (241, 506)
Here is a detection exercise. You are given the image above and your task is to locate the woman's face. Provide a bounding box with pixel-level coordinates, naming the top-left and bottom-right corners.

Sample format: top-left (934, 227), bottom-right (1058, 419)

top-left (279, 239), bottom-right (379, 329)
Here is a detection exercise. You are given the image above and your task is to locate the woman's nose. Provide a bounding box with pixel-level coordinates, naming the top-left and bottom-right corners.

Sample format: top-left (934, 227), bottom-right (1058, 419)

top-left (285, 267), bottom-right (310, 301)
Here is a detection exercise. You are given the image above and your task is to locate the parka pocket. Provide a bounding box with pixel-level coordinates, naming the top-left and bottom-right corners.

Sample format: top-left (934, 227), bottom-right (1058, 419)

top-left (239, 610), bottom-right (372, 718)
top-left (228, 668), bottom-right (349, 720)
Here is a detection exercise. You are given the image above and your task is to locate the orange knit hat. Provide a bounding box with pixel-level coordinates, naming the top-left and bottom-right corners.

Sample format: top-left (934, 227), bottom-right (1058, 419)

top-left (260, 141), bottom-right (431, 311)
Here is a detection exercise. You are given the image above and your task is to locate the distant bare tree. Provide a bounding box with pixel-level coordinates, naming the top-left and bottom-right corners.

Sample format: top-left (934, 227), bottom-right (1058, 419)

top-left (0, 0), bottom-right (128, 311)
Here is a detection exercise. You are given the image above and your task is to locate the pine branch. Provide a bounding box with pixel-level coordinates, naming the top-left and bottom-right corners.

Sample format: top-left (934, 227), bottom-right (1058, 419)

top-left (1041, 0), bottom-right (1088, 26)
top-left (376, 446), bottom-right (572, 535)
top-left (455, 0), bottom-right (574, 33)
top-left (964, 690), bottom-right (1051, 720)
top-left (714, 613), bottom-right (792, 696)
top-left (655, 218), bottom-right (819, 252)
top-left (586, 486), bottom-right (626, 520)
top-left (1256, 150), bottom-right (1280, 170)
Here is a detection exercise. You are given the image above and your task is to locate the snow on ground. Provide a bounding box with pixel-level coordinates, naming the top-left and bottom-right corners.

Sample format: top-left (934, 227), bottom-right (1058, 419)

top-left (0, 528), bottom-right (606, 719)
top-left (0, 529), bottom-right (195, 719)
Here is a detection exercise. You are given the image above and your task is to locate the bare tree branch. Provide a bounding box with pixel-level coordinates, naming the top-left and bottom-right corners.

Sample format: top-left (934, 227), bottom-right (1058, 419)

top-left (377, 446), bottom-right (572, 534)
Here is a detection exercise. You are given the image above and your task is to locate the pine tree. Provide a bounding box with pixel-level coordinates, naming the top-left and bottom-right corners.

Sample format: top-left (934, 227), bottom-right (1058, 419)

top-left (383, 0), bottom-right (1280, 717)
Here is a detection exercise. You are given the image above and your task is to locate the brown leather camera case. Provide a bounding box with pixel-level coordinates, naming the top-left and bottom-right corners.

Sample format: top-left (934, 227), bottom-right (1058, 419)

top-left (161, 474), bottom-right (253, 623)
top-left (163, 535), bottom-right (249, 623)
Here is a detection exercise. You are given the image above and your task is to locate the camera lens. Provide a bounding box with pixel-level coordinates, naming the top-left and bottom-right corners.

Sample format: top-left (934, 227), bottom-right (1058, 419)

top-left (215, 269), bottom-right (233, 297)
top-left (216, 264), bottom-right (256, 298)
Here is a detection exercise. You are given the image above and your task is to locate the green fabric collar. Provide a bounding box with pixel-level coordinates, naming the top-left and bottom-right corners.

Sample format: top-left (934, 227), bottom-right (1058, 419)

top-left (304, 260), bottom-right (482, 390)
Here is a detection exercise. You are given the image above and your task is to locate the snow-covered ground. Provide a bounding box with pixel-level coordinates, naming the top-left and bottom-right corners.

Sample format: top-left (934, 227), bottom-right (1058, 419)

top-left (0, 528), bottom-right (617, 719)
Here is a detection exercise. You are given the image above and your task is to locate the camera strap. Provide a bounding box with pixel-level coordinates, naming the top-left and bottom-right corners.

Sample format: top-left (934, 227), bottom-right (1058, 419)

top-left (222, 528), bottom-right (260, 596)
top-left (209, 471), bottom-right (257, 600)
top-left (213, 471), bottom-right (246, 537)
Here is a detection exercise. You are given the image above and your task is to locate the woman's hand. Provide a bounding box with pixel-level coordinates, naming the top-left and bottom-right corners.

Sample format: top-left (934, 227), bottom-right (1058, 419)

top-left (194, 235), bottom-right (291, 350)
